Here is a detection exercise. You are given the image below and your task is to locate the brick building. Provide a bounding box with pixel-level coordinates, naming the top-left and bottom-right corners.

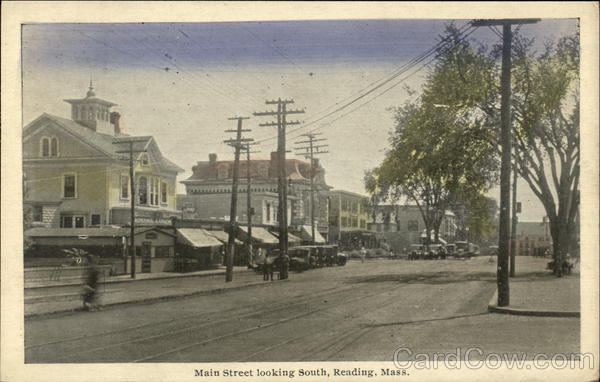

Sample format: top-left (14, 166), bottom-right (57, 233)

top-left (178, 152), bottom-right (332, 239)
top-left (515, 221), bottom-right (552, 256)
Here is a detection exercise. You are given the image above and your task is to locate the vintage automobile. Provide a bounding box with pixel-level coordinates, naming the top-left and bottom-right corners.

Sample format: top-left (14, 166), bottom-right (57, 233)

top-left (287, 245), bottom-right (346, 271)
top-left (446, 243), bottom-right (456, 257)
top-left (408, 244), bottom-right (425, 260)
top-left (454, 241), bottom-right (480, 259)
top-left (427, 244), bottom-right (447, 259)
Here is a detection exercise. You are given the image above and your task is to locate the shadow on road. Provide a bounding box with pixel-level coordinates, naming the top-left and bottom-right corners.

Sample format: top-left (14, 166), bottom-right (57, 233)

top-left (345, 271), bottom-right (496, 285)
top-left (345, 269), bottom-right (554, 285)
top-left (362, 311), bottom-right (490, 328)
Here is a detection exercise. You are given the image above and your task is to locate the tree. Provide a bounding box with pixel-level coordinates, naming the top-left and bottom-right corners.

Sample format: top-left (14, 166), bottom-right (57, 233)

top-left (511, 33), bottom-right (580, 274)
top-left (365, 24), bottom-right (498, 248)
top-left (417, 24), bottom-right (580, 275)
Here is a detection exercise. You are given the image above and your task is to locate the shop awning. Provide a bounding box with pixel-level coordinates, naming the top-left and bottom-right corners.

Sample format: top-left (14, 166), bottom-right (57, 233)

top-left (271, 231), bottom-right (303, 244)
top-left (237, 226), bottom-right (279, 244)
top-left (301, 225), bottom-right (326, 244)
top-left (177, 228), bottom-right (222, 248)
top-left (206, 230), bottom-right (243, 245)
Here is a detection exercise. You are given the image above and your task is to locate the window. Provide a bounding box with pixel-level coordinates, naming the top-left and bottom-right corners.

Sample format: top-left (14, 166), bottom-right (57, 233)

top-left (360, 219), bottom-right (366, 229)
top-left (149, 178), bottom-right (156, 205)
top-left (50, 137), bottom-right (58, 156)
top-left (141, 154), bottom-right (149, 166)
top-left (120, 175), bottom-right (129, 199)
top-left (138, 176), bottom-right (148, 204)
top-left (91, 214), bottom-right (101, 226)
top-left (341, 217), bottom-right (348, 227)
top-left (155, 246), bottom-right (172, 258)
top-left (32, 205), bottom-right (43, 222)
top-left (266, 202), bottom-right (271, 222)
top-left (408, 220), bottom-right (419, 232)
top-left (61, 215), bottom-right (84, 228)
top-left (41, 138), bottom-right (50, 157)
top-left (161, 181), bottom-right (168, 204)
top-left (63, 174), bottom-right (76, 198)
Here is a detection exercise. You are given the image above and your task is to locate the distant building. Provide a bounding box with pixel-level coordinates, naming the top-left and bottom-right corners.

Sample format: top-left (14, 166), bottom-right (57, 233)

top-left (22, 84), bottom-right (184, 228)
top-left (515, 221), bottom-right (552, 256)
top-left (368, 204), bottom-right (456, 251)
top-left (178, 152), bottom-right (331, 239)
top-left (327, 190), bottom-right (372, 246)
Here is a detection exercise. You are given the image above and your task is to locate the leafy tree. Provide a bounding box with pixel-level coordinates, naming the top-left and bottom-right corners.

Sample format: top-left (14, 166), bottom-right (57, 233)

top-left (365, 24), bottom-right (498, 248)
top-left (415, 24), bottom-right (580, 275)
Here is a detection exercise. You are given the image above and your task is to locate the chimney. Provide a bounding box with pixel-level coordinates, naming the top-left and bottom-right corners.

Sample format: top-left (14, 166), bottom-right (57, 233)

top-left (110, 112), bottom-right (121, 135)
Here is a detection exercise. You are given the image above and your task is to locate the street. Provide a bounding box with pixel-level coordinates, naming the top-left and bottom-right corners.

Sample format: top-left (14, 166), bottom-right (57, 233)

top-left (25, 257), bottom-right (579, 363)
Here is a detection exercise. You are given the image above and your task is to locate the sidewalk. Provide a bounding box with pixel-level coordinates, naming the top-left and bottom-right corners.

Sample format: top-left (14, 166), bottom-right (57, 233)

top-left (488, 257), bottom-right (580, 317)
top-left (25, 266), bottom-right (242, 289)
top-left (25, 267), bottom-right (282, 318)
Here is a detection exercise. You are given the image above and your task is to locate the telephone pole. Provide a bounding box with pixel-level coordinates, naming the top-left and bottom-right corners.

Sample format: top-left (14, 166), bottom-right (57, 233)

top-left (471, 18), bottom-right (540, 306)
top-left (224, 116), bottom-right (253, 282)
top-left (294, 133), bottom-right (329, 244)
top-left (510, 151), bottom-right (519, 277)
top-left (243, 142), bottom-right (260, 266)
top-left (254, 99), bottom-right (304, 257)
top-left (113, 138), bottom-right (149, 279)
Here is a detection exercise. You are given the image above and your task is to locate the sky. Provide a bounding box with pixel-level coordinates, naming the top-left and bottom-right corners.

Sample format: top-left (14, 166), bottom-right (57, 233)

top-left (21, 19), bottom-right (578, 222)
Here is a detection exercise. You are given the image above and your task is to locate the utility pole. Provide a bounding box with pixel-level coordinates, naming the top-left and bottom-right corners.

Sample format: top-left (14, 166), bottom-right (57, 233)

top-left (224, 117), bottom-right (253, 282)
top-left (243, 142), bottom-right (260, 266)
top-left (294, 133), bottom-right (329, 244)
top-left (510, 151), bottom-right (519, 277)
top-left (113, 138), bottom-right (149, 279)
top-left (254, 99), bottom-right (304, 257)
top-left (471, 18), bottom-right (539, 306)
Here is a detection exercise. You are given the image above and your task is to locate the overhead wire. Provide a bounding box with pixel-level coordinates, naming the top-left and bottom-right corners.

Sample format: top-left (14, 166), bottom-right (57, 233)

top-left (253, 23), bottom-right (476, 144)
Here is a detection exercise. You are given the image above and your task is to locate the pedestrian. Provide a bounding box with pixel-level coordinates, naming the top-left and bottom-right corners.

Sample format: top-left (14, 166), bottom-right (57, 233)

top-left (82, 255), bottom-right (101, 311)
top-left (263, 255), bottom-right (274, 281)
top-left (360, 246), bottom-right (367, 263)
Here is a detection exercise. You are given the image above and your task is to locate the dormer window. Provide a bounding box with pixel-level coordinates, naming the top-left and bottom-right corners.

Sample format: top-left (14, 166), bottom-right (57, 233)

top-left (141, 153), bottom-right (149, 166)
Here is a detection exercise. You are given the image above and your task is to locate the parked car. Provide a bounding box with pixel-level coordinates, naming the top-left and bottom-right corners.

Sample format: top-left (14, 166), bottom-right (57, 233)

top-left (409, 244), bottom-right (425, 260)
top-left (454, 241), bottom-right (480, 258)
top-left (427, 244), bottom-right (447, 259)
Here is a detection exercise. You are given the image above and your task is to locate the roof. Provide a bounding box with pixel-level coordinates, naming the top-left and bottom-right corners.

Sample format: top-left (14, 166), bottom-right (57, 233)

top-left (25, 227), bottom-right (125, 238)
top-left (271, 231), bottom-right (303, 244)
top-left (176, 228), bottom-right (223, 248)
top-left (205, 230), bottom-right (243, 245)
top-left (300, 225), bottom-right (326, 244)
top-left (517, 221), bottom-right (549, 237)
top-left (237, 226), bottom-right (279, 244)
top-left (25, 226), bottom-right (176, 238)
top-left (24, 113), bottom-right (184, 173)
top-left (329, 189), bottom-right (369, 199)
top-left (182, 158), bottom-right (321, 184)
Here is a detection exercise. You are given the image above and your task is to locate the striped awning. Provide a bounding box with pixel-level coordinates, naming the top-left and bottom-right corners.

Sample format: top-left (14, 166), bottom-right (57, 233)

top-left (177, 228), bottom-right (222, 248)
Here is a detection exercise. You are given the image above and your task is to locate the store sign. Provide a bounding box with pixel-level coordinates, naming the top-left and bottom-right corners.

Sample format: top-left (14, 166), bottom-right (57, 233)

top-left (145, 232), bottom-right (158, 239)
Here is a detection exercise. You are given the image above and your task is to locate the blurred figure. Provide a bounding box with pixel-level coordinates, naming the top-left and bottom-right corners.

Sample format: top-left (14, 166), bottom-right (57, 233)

top-left (360, 247), bottom-right (367, 263)
top-left (82, 255), bottom-right (101, 311)
top-left (263, 255), bottom-right (274, 281)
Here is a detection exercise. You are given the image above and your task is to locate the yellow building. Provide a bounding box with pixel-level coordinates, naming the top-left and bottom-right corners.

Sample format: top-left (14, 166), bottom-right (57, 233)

top-left (328, 190), bottom-right (372, 243)
top-left (23, 84), bottom-right (183, 228)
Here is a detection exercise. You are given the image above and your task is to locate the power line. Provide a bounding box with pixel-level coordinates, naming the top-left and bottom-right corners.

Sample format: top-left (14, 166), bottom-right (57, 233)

top-left (254, 99), bottom-right (305, 257)
top-left (294, 133), bottom-right (329, 244)
top-left (223, 116), bottom-right (252, 282)
top-left (253, 23), bottom-right (476, 144)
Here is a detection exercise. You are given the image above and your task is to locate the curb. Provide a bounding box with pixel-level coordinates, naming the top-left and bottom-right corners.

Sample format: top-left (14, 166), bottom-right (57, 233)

top-left (25, 278), bottom-right (289, 319)
top-left (487, 290), bottom-right (580, 318)
top-left (25, 268), bottom-right (254, 290)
